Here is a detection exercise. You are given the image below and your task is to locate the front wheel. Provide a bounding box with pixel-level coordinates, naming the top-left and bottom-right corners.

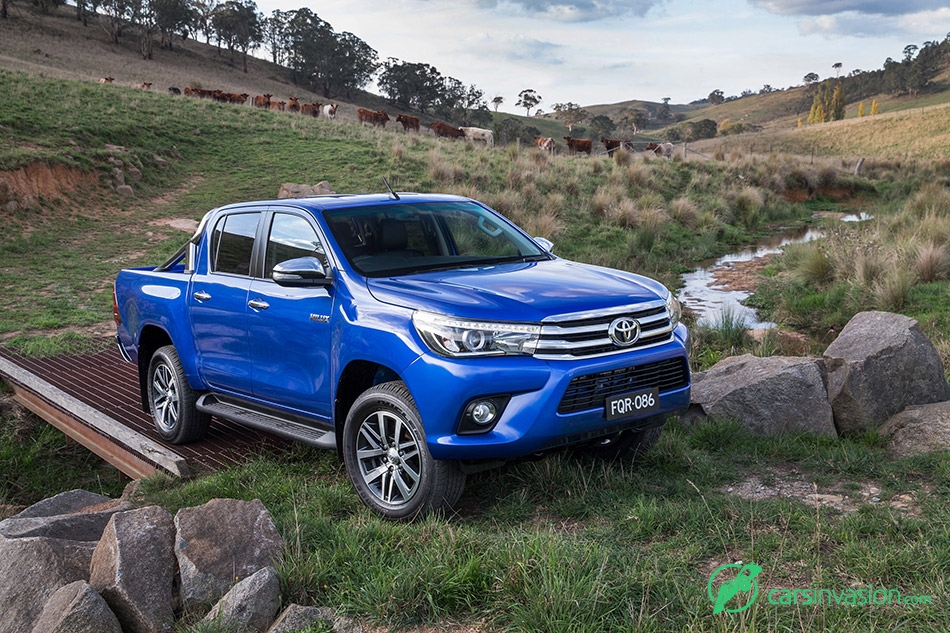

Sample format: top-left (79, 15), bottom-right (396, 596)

top-left (146, 345), bottom-right (211, 444)
top-left (343, 381), bottom-right (465, 520)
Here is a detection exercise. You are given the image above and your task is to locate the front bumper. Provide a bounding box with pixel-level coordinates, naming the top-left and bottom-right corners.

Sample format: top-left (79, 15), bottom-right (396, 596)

top-left (404, 323), bottom-right (691, 460)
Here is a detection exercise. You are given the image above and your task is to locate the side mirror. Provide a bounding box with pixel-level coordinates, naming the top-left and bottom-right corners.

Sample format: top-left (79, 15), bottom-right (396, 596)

top-left (534, 237), bottom-right (554, 253)
top-left (272, 257), bottom-right (332, 287)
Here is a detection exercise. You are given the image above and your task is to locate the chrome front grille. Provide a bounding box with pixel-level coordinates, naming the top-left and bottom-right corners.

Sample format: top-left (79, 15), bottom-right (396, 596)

top-left (533, 300), bottom-right (675, 359)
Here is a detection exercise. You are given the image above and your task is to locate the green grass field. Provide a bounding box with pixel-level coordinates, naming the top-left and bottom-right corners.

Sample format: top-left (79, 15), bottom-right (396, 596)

top-left (2, 12), bottom-right (950, 630)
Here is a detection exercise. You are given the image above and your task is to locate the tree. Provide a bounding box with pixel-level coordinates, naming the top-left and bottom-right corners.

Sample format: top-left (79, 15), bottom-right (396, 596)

top-left (211, 0), bottom-right (261, 72)
top-left (832, 61), bottom-right (842, 77)
top-left (192, 0), bottom-right (218, 44)
top-left (153, 0), bottom-right (193, 50)
top-left (286, 9), bottom-right (377, 98)
top-left (618, 107), bottom-right (646, 134)
top-left (830, 82), bottom-right (845, 120)
top-left (262, 9), bottom-right (289, 65)
top-left (378, 59), bottom-right (445, 113)
top-left (656, 97), bottom-right (672, 121)
top-left (551, 102), bottom-right (587, 131)
top-left (870, 100), bottom-right (879, 115)
top-left (858, 102), bottom-right (865, 117)
top-left (129, 0), bottom-right (160, 59)
top-left (100, 0), bottom-right (134, 44)
top-left (803, 72), bottom-right (820, 85)
top-left (516, 89), bottom-right (541, 116)
top-left (707, 89), bottom-right (724, 105)
top-left (588, 114), bottom-right (615, 140)
top-left (491, 96), bottom-right (503, 112)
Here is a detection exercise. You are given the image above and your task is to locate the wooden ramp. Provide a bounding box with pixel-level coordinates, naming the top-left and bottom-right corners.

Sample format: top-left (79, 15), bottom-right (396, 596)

top-left (0, 343), bottom-right (293, 479)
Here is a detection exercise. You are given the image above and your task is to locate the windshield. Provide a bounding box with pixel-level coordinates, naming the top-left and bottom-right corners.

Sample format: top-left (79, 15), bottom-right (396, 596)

top-left (324, 201), bottom-right (550, 277)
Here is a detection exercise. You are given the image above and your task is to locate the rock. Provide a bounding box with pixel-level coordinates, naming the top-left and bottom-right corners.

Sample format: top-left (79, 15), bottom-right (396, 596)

top-left (127, 166), bottom-right (143, 181)
top-left (89, 506), bottom-right (176, 633)
top-left (175, 498), bottom-right (283, 610)
top-left (153, 156), bottom-right (169, 169)
top-left (267, 604), bottom-right (364, 633)
top-left (12, 490), bottom-right (113, 519)
top-left (277, 181), bottom-right (335, 198)
top-left (116, 185), bottom-right (134, 197)
top-left (30, 580), bottom-right (122, 633)
top-left (689, 354), bottom-right (836, 437)
top-left (202, 566), bottom-right (280, 633)
top-left (0, 498), bottom-right (132, 541)
top-left (824, 311), bottom-right (950, 435)
top-left (0, 537), bottom-right (96, 633)
top-left (2, 200), bottom-right (18, 213)
top-left (112, 168), bottom-right (125, 187)
top-left (880, 401), bottom-right (950, 459)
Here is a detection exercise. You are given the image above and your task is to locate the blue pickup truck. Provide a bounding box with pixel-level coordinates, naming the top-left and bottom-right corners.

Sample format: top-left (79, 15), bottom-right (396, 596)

top-left (113, 192), bottom-right (690, 518)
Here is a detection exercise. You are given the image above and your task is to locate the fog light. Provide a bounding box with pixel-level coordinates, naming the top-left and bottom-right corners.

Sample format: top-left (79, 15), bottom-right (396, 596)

top-left (457, 395), bottom-right (511, 435)
top-left (471, 401), bottom-right (496, 425)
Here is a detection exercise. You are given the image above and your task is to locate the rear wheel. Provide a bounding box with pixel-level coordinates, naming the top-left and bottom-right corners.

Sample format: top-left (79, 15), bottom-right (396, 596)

top-left (147, 345), bottom-right (210, 444)
top-left (343, 381), bottom-right (465, 519)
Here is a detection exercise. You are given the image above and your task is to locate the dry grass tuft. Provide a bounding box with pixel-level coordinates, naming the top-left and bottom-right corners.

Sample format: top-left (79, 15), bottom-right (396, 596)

top-left (914, 241), bottom-right (950, 282)
top-left (670, 197), bottom-right (699, 228)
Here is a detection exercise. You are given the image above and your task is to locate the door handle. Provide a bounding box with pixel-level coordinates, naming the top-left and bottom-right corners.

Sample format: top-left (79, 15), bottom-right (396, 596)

top-left (248, 299), bottom-right (270, 310)
top-left (193, 291), bottom-right (211, 301)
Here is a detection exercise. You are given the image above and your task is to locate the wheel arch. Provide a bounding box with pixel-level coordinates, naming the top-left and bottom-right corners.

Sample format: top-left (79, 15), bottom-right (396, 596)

top-left (334, 360), bottom-right (402, 454)
top-left (135, 325), bottom-right (174, 413)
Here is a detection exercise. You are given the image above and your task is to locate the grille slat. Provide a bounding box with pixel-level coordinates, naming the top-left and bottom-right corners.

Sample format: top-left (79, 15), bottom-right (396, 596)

top-left (535, 300), bottom-right (675, 359)
top-left (558, 357), bottom-right (689, 414)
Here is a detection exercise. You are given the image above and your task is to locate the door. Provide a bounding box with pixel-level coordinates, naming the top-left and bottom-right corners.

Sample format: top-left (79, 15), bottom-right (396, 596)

top-left (189, 211), bottom-right (261, 395)
top-left (247, 211), bottom-right (334, 423)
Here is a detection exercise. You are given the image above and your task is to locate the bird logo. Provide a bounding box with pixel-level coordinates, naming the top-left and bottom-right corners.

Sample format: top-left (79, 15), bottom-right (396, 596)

top-left (708, 562), bottom-right (762, 614)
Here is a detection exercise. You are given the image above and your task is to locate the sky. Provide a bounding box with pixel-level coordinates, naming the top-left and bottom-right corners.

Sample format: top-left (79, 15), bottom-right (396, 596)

top-left (253, 0), bottom-right (950, 113)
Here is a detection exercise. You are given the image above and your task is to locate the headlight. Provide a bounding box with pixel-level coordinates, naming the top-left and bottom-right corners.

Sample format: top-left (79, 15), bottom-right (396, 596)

top-left (413, 311), bottom-right (540, 358)
top-left (665, 289), bottom-right (682, 326)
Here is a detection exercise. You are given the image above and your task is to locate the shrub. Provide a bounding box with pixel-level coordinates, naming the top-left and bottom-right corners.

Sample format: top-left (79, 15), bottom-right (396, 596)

top-left (914, 242), bottom-right (949, 283)
top-left (873, 267), bottom-right (915, 310)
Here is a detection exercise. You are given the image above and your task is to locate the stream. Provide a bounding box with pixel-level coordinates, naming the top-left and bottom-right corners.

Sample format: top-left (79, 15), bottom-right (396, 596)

top-left (677, 212), bottom-right (874, 328)
top-left (677, 227), bottom-right (824, 329)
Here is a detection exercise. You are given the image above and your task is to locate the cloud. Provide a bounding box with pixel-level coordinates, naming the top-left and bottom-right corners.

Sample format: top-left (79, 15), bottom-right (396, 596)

top-left (466, 33), bottom-right (567, 64)
top-left (473, 0), bottom-right (665, 22)
top-left (750, 0), bottom-right (946, 18)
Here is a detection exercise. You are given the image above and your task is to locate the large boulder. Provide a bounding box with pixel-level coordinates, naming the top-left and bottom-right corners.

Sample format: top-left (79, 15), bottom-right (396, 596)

top-left (0, 537), bottom-right (96, 633)
top-left (89, 506), bottom-right (176, 633)
top-left (824, 311), bottom-right (950, 435)
top-left (267, 605), bottom-right (364, 633)
top-left (689, 354), bottom-right (836, 437)
top-left (0, 491), bottom-right (132, 541)
top-left (175, 498), bottom-right (283, 610)
top-left (880, 401), bottom-right (950, 459)
top-left (277, 181), bottom-right (334, 198)
top-left (202, 566), bottom-right (280, 633)
top-left (30, 580), bottom-right (122, 633)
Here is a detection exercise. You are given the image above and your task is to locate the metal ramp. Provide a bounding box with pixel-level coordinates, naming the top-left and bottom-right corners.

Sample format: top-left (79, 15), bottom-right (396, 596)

top-left (0, 344), bottom-right (293, 479)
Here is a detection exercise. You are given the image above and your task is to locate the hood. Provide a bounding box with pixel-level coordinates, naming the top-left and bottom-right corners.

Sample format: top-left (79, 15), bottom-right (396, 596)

top-left (366, 258), bottom-right (667, 322)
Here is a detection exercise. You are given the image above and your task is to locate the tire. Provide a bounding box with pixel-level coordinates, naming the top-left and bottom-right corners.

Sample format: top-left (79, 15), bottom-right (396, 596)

top-left (343, 381), bottom-right (465, 520)
top-left (146, 345), bottom-right (211, 444)
top-left (575, 418), bottom-right (665, 461)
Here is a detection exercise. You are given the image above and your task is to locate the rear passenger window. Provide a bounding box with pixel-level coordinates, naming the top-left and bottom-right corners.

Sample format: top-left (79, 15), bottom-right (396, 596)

top-left (212, 213), bottom-right (260, 276)
top-left (264, 213), bottom-right (327, 278)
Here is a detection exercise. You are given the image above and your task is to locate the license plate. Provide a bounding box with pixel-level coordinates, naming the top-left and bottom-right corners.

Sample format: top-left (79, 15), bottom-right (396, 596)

top-left (605, 388), bottom-right (660, 421)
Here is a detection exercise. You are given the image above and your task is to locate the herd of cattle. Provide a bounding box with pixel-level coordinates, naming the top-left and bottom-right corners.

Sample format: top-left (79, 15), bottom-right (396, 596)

top-left (98, 76), bottom-right (674, 156)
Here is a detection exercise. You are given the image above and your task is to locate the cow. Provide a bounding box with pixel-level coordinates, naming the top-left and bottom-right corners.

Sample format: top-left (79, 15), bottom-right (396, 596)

top-left (645, 142), bottom-right (674, 158)
top-left (301, 102), bottom-right (323, 117)
top-left (98, 77), bottom-right (114, 84)
top-left (534, 136), bottom-right (555, 154)
top-left (396, 114), bottom-right (420, 132)
top-left (564, 136), bottom-right (592, 155)
top-left (430, 121), bottom-right (465, 139)
top-left (168, 86), bottom-right (182, 95)
top-left (287, 96), bottom-right (300, 113)
top-left (601, 138), bottom-right (628, 153)
top-left (228, 92), bottom-right (248, 105)
top-left (460, 127), bottom-right (494, 147)
top-left (138, 82), bottom-right (152, 90)
top-left (253, 94), bottom-right (272, 108)
top-left (358, 108), bottom-right (390, 127)
top-left (323, 103), bottom-right (337, 119)
top-left (270, 100), bottom-right (286, 112)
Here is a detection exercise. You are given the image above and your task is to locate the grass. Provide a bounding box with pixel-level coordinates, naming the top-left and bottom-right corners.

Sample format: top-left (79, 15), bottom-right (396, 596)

top-left (124, 417), bottom-right (949, 632)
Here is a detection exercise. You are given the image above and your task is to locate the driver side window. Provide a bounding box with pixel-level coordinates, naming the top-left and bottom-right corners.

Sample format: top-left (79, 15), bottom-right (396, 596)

top-left (264, 213), bottom-right (327, 279)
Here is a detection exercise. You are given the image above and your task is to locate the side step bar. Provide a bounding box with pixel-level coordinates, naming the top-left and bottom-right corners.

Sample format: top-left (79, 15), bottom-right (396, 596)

top-left (196, 394), bottom-right (336, 450)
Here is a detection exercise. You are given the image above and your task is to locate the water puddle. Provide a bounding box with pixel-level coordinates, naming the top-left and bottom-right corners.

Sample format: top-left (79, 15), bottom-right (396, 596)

top-left (678, 227), bottom-right (825, 328)
top-left (842, 212), bottom-right (874, 222)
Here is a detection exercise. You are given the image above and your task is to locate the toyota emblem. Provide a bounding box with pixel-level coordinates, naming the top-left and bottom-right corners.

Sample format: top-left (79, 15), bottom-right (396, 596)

top-left (608, 317), bottom-right (641, 347)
